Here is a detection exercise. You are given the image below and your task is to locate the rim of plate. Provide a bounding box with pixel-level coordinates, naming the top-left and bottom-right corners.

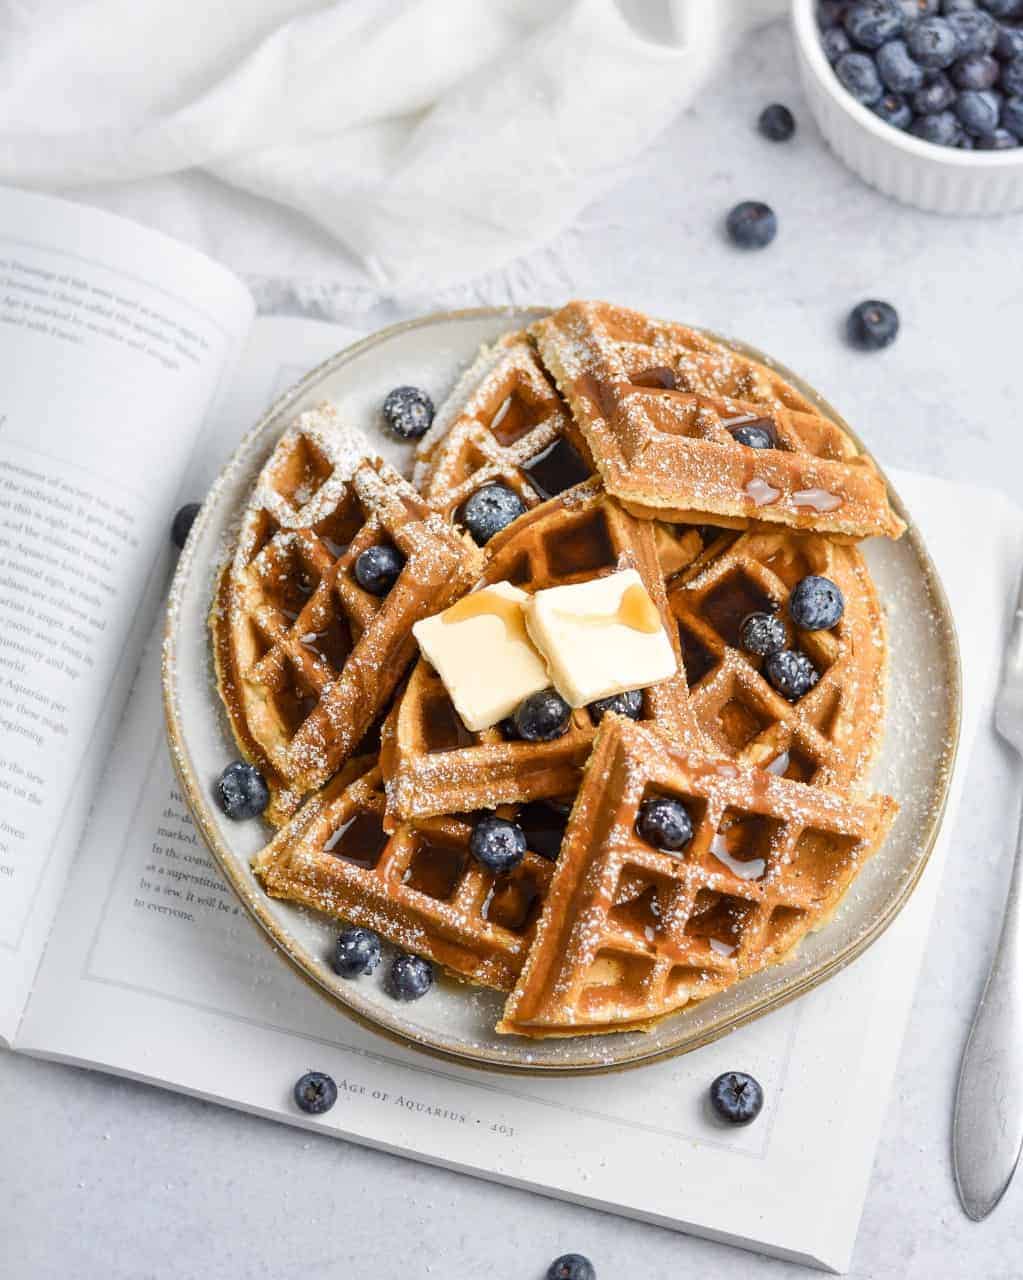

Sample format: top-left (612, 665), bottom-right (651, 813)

top-left (162, 305), bottom-right (962, 1075)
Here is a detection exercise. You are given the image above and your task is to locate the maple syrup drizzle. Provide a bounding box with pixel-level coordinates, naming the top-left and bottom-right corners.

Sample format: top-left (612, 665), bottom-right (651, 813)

top-left (441, 588), bottom-right (531, 645)
top-left (552, 579), bottom-right (663, 636)
top-left (745, 478), bottom-right (781, 508)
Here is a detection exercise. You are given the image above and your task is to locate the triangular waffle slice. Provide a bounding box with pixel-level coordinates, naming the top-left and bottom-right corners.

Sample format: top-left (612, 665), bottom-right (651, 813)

top-left (414, 331), bottom-right (595, 519)
top-left (664, 525), bottom-right (886, 789)
top-left (498, 716), bottom-right (896, 1037)
top-left (382, 481), bottom-right (704, 826)
top-left (211, 403), bottom-right (483, 825)
top-left (252, 761), bottom-right (557, 991)
top-left (530, 300), bottom-right (905, 541)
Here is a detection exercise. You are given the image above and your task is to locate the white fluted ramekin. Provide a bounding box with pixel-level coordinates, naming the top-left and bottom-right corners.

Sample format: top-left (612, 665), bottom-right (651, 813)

top-left (792, 0), bottom-right (1023, 214)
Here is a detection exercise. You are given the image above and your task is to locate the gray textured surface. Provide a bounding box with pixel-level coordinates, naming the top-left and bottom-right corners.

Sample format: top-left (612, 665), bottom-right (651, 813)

top-left (4, 19), bottom-right (1023, 1279)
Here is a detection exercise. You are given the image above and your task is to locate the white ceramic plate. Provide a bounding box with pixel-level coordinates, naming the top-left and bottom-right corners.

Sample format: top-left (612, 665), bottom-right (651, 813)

top-left (163, 307), bottom-right (961, 1074)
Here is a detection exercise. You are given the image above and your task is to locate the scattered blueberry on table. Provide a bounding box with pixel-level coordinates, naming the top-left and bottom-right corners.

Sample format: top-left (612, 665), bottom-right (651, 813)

top-left (513, 688), bottom-right (572, 742)
top-left (588, 689), bottom-right (644, 723)
top-left (758, 102), bottom-right (796, 140)
top-left (293, 1070), bottom-right (338, 1115)
top-left (764, 650), bottom-right (820, 700)
top-left (332, 926), bottom-right (382, 978)
top-left (354, 543), bottom-right (405, 595)
top-left (725, 200), bottom-right (778, 249)
top-left (709, 1071), bottom-right (765, 1125)
top-left (847, 299), bottom-right (901, 349)
top-left (387, 952), bottom-right (434, 1001)
top-left (381, 385), bottom-right (434, 440)
top-left (459, 482), bottom-right (527, 545)
top-left (819, 0), bottom-right (1023, 148)
top-left (635, 796), bottom-right (694, 852)
top-left (547, 1255), bottom-right (597, 1280)
top-left (470, 815), bottom-right (527, 873)
top-left (739, 611), bottom-right (787, 657)
top-left (216, 761), bottom-right (270, 820)
top-left (789, 575), bottom-right (846, 630)
top-left (171, 501), bottom-right (201, 550)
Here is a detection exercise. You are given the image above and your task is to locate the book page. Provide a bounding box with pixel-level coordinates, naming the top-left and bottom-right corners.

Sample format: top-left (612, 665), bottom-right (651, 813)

top-left (0, 187), bottom-right (253, 1039)
top-left (12, 311), bottom-right (1008, 1268)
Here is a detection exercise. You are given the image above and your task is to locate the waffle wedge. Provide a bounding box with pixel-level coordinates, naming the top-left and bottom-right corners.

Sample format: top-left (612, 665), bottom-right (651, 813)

top-left (381, 481), bottom-right (702, 825)
top-left (253, 762), bottom-right (557, 991)
top-left (664, 525), bottom-right (886, 788)
top-left (530, 300), bottom-right (905, 541)
top-left (415, 331), bottom-right (594, 519)
top-left (211, 404), bottom-right (483, 825)
top-left (498, 716), bottom-right (897, 1037)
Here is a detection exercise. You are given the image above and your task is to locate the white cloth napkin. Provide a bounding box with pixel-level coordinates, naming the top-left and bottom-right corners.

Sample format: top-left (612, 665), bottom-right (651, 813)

top-left (0, 0), bottom-right (784, 291)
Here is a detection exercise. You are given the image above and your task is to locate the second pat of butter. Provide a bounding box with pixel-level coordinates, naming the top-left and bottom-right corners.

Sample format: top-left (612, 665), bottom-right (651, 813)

top-left (412, 582), bottom-right (550, 732)
top-left (524, 569), bottom-right (677, 708)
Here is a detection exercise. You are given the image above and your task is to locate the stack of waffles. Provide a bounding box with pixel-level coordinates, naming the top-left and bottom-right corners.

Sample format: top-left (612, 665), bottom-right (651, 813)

top-left (212, 301), bottom-right (904, 1038)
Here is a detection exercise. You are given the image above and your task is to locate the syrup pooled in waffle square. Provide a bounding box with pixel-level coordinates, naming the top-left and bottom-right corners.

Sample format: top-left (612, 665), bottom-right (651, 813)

top-left (252, 762), bottom-right (557, 992)
top-left (530, 300), bottom-right (905, 541)
top-left (414, 331), bottom-right (595, 519)
top-left (664, 526), bottom-right (887, 789)
top-left (498, 716), bottom-right (897, 1037)
top-left (211, 403), bottom-right (483, 826)
top-left (381, 481), bottom-right (703, 826)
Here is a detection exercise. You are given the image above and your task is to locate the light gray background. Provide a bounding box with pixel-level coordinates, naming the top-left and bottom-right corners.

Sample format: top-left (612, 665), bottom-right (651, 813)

top-left (3, 18), bottom-right (1022, 1280)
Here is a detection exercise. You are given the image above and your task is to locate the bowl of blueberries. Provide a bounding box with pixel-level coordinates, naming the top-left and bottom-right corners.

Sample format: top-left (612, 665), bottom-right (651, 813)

top-left (793, 0), bottom-right (1023, 212)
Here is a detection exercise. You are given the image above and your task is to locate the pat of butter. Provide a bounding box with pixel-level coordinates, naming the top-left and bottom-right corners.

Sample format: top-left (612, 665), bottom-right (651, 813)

top-left (412, 582), bottom-right (550, 732)
top-left (523, 569), bottom-right (676, 708)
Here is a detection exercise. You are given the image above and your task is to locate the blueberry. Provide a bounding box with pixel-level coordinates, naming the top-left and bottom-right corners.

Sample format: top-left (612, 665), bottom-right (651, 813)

top-left (910, 104), bottom-right (964, 138)
top-left (731, 423), bottom-right (775, 448)
top-left (818, 0), bottom-right (850, 27)
top-left (459, 483), bottom-right (526, 545)
top-left (996, 25), bottom-right (1023, 58)
top-left (636, 796), bottom-right (694, 852)
top-left (764, 650), bottom-right (819, 700)
top-left (513, 689), bottom-right (572, 742)
top-left (332, 926), bottom-right (382, 978)
top-left (789, 575), bottom-right (845, 630)
top-left (388, 952), bottom-right (433, 1001)
top-left (952, 50), bottom-right (1001, 84)
top-left (381, 385), bottom-right (434, 441)
top-left (822, 24), bottom-right (854, 58)
top-left (877, 39), bottom-right (926, 91)
top-left (470, 815), bottom-right (527, 873)
top-left (547, 1256), bottom-right (596, 1280)
top-left (959, 129), bottom-right (979, 143)
top-left (976, 123), bottom-right (1021, 141)
top-left (588, 689), bottom-right (644, 723)
top-left (957, 86), bottom-right (1003, 130)
top-left (899, 0), bottom-right (939, 14)
top-left (739, 611), bottom-right (787, 656)
top-left (979, 0), bottom-right (1023, 15)
top-left (844, 0), bottom-right (905, 48)
top-left (758, 103), bottom-right (796, 140)
top-left (847, 299), bottom-right (900, 349)
top-left (947, 7), bottom-right (1000, 51)
top-left (725, 201), bottom-right (778, 249)
top-left (1000, 56), bottom-right (1023, 91)
top-left (293, 1071), bottom-right (337, 1115)
top-left (835, 50), bottom-right (885, 103)
top-left (216, 761), bottom-right (270, 820)
top-left (354, 543), bottom-right (404, 596)
top-left (171, 502), bottom-right (201, 550)
top-left (709, 1072), bottom-right (764, 1125)
top-left (1002, 92), bottom-right (1023, 130)
top-left (912, 71), bottom-right (957, 110)
top-left (873, 89), bottom-right (915, 124)
top-left (942, 0), bottom-right (979, 10)
top-left (907, 15), bottom-right (961, 65)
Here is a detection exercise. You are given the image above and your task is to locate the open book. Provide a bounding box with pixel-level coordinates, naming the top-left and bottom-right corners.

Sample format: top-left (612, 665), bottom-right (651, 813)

top-left (0, 185), bottom-right (1012, 1271)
